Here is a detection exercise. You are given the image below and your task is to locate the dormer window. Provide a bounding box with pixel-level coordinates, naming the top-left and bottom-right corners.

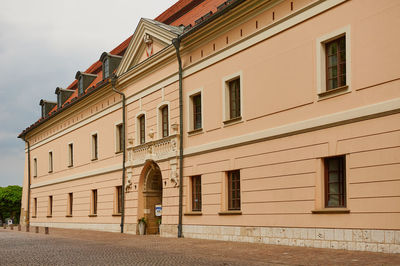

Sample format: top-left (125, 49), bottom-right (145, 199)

top-left (75, 71), bottom-right (97, 96)
top-left (39, 100), bottom-right (57, 119)
top-left (99, 52), bottom-right (122, 80)
top-left (55, 87), bottom-right (74, 109)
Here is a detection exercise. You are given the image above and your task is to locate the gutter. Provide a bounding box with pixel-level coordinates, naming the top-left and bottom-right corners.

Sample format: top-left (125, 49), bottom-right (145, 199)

top-left (111, 75), bottom-right (127, 234)
top-left (172, 37), bottom-right (184, 238)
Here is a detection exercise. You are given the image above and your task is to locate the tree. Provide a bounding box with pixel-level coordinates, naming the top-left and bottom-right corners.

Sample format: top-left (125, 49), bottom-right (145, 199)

top-left (0, 186), bottom-right (22, 224)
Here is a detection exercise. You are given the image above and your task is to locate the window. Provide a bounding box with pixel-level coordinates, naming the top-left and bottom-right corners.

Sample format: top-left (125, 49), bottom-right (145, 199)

top-left (91, 189), bottom-right (98, 215)
top-left (228, 170), bottom-right (241, 210)
top-left (116, 124), bottom-right (123, 153)
top-left (78, 76), bottom-right (84, 95)
top-left (33, 158), bottom-right (37, 177)
top-left (48, 196), bottom-right (53, 217)
top-left (67, 193), bottom-right (73, 216)
top-left (116, 186), bottom-right (123, 214)
top-left (48, 152), bottom-right (53, 173)
top-left (161, 106), bottom-right (169, 138)
top-left (316, 26), bottom-right (350, 95)
top-left (103, 58), bottom-right (109, 79)
top-left (139, 115), bottom-right (145, 144)
top-left (228, 78), bottom-right (241, 119)
top-left (192, 94), bottom-right (202, 130)
top-left (92, 134), bottom-right (98, 160)
top-left (33, 198), bottom-right (37, 217)
top-left (68, 143), bottom-right (73, 167)
top-left (191, 176), bottom-right (202, 212)
top-left (325, 36), bottom-right (346, 91)
top-left (324, 156), bottom-right (346, 208)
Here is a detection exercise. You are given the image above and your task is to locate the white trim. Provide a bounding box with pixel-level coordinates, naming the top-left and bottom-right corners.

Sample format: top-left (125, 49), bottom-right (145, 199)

top-left (157, 101), bottom-right (171, 139)
top-left (184, 98), bottom-right (400, 156)
top-left (187, 88), bottom-right (204, 132)
top-left (316, 25), bottom-right (351, 95)
top-left (222, 71), bottom-right (243, 122)
top-left (30, 163), bottom-right (123, 188)
top-left (135, 111), bottom-right (146, 146)
top-left (26, 0), bottom-right (346, 152)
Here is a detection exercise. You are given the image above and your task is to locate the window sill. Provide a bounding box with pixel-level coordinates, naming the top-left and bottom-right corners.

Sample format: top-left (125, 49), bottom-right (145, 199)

top-left (115, 151), bottom-right (123, 154)
top-left (88, 214), bottom-right (97, 217)
top-left (223, 117), bottom-right (242, 127)
top-left (318, 85), bottom-right (349, 99)
top-left (68, 165), bottom-right (73, 168)
top-left (188, 128), bottom-right (203, 136)
top-left (65, 215), bottom-right (72, 217)
top-left (112, 213), bottom-right (122, 217)
top-left (32, 216), bottom-right (37, 218)
top-left (48, 171), bottom-right (53, 174)
top-left (184, 211), bottom-right (202, 216)
top-left (218, 210), bottom-right (242, 215)
top-left (46, 215), bottom-right (52, 218)
top-left (311, 208), bottom-right (350, 214)
top-left (91, 158), bottom-right (98, 161)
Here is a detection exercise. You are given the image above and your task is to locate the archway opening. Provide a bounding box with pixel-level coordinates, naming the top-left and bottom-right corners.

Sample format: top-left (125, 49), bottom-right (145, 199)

top-left (141, 161), bottom-right (162, 235)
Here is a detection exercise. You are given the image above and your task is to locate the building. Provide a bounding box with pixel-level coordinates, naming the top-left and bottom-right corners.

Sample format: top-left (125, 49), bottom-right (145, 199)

top-left (18, 0), bottom-right (400, 253)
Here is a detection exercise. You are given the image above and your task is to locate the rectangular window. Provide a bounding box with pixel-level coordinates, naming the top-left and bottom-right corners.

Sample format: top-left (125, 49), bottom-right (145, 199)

top-left (325, 156), bottom-right (346, 208)
top-left (33, 158), bottom-right (37, 177)
top-left (139, 115), bottom-right (145, 144)
top-left (228, 170), bottom-right (241, 210)
top-left (68, 143), bottom-right (73, 167)
top-left (48, 152), bottom-right (53, 173)
top-left (91, 189), bottom-right (98, 215)
top-left (48, 196), bottom-right (53, 217)
top-left (92, 134), bottom-right (98, 160)
top-left (228, 78), bottom-right (241, 119)
top-left (67, 193), bottom-right (73, 216)
top-left (116, 124), bottom-right (123, 153)
top-left (161, 106), bottom-right (169, 138)
top-left (191, 176), bottom-right (202, 211)
top-left (326, 36), bottom-right (346, 91)
top-left (192, 94), bottom-right (202, 130)
top-left (116, 186), bottom-right (123, 214)
top-left (33, 198), bottom-right (37, 217)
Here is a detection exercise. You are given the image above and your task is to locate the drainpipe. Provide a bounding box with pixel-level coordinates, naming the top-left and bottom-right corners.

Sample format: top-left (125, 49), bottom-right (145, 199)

top-left (111, 75), bottom-right (126, 233)
top-left (22, 137), bottom-right (31, 226)
top-left (172, 37), bottom-right (184, 238)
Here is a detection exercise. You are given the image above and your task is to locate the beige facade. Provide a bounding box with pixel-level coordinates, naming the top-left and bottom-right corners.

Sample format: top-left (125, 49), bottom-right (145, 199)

top-left (19, 0), bottom-right (400, 253)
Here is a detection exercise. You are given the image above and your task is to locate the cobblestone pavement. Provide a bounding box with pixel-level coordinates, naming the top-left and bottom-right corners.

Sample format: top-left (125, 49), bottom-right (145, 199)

top-left (1, 227), bottom-right (400, 265)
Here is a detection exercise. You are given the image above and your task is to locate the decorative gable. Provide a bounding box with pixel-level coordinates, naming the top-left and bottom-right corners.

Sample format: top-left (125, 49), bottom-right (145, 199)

top-left (116, 18), bottom-right (183, 76)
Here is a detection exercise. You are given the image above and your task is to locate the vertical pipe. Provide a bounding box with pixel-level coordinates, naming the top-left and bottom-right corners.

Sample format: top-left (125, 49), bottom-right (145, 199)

top-left (111, 76), bottom-right (126, 233)
top-left (25, 139), bottom-right (31, 226)
top-left (173, 37), bottom-right (184, 238)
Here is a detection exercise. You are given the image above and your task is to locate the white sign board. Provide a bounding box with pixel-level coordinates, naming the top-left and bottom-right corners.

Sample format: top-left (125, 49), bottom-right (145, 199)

top-left (155, 205), bottom-right (162, 217)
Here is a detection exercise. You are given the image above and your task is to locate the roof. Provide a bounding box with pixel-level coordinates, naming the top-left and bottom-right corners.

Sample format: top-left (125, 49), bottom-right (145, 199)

top-left (19, 0), bottom-right (236, 139)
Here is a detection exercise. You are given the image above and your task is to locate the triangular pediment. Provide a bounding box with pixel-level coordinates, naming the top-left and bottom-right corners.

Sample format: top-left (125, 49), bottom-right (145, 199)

top-left (117, 18), bottom-right (183, 76)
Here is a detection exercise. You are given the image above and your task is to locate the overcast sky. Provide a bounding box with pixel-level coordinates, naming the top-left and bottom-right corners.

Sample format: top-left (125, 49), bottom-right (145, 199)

top-left (0, 0), bottom-right (177, 187)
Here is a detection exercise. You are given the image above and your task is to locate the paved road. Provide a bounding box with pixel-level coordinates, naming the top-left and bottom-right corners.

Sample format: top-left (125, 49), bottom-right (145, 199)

top-left (1, 228), bottom-right (399, 265)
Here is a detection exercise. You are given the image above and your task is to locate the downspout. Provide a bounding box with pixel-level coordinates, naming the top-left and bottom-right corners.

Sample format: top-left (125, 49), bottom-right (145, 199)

top-left (23, 137), bottom-right (31, 226)
top-left (172, 37), bottom-right (184, 238)
top-left (111, 75), bottom-right (126, 233)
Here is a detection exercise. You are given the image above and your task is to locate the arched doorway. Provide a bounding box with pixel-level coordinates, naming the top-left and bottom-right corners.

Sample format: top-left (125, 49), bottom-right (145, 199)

top-left (139, 160), bottom-right (162, 235)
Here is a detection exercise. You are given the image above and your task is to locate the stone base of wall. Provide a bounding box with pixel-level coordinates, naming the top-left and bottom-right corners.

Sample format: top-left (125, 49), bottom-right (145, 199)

top-left (181, 225), bottom-right (400, 254)
top-left (160, 224), bottom-right (178, 238)
top-left (31, 222), bottom-right (121, 233)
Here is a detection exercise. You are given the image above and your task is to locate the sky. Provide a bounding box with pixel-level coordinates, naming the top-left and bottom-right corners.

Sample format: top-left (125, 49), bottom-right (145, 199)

top-left (0, 0), bottom-right (177, 187)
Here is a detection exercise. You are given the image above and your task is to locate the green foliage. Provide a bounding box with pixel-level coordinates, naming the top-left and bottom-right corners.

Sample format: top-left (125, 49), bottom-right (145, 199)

top-left (0, 186), bottom-right (22, 224)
